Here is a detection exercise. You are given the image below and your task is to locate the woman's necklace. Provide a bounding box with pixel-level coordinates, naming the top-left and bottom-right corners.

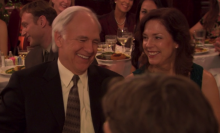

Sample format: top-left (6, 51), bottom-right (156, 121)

top-left (115, 17), bottom-right (126, 26)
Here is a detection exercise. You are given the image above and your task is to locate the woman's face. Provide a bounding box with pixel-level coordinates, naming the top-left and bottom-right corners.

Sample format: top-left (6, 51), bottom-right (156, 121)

top-left (139, 0), bottom-right (157, 21)
top-left (142, 19), bottom-right (178, 66)
top-left (52, 0), bottom-right (72, 14)
top-left (115, 0), bottom-right (134, 13)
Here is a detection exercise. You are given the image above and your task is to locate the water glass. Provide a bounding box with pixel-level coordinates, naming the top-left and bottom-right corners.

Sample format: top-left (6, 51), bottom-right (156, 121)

top-left (193, 29), bottom-right (206, 47)
top-left (105, 35), bottom-right (117, 52)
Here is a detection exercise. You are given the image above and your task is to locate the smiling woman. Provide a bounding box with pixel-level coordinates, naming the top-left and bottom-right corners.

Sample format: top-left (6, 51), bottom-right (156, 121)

top-left (131, 0), bottom-right (168, 72)
top-left (128, 8), bottom-right (220, 128)
top-left (49, 0), bottom-right (75, 14)
top-left (99, 0), bottom-right (136, 42)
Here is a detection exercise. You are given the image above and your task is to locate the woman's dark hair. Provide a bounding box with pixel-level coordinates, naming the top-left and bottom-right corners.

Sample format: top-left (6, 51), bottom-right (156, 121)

top-left (103, 74), bottom-right (219, 133)
top-left (132, 8), bottom-right (194, 76)
top-left (135, 0), bottom-right (169, 25)
top-left (203, 0), bottom-right (219, 31)
top-left (132, 0), bottom-right (169, 69)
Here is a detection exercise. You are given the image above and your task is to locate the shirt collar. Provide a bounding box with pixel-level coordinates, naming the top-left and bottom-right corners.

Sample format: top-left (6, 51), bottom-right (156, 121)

top-left (57, 58), bottom-right (88, 87)
top-left (43, 43), bottom-right (52, 55)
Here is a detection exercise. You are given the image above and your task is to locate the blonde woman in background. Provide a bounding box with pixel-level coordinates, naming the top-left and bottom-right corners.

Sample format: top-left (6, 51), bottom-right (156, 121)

top-left (0, 0), bottom-right (8, 56)
top-left (49, 0), bottom-right (74, 14)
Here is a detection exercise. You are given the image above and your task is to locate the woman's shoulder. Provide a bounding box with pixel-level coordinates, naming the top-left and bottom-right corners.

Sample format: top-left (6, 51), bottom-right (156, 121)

top-left (0, 19), bottom-right (7, 31)
top-left (126, 12), bottom-right (136, 21)
top-left (99, 11), bottom-right (114, 22)
top-left (0, 19), bottom-right (7, 27)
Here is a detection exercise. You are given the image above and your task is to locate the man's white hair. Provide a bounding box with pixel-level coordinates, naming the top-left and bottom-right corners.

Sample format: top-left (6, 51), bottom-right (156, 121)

top-left (51, 6), bottom-right (101, 52)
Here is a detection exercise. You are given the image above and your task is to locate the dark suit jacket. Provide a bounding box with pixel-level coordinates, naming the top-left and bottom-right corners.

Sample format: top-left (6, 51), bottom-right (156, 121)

top-left (25, 46), bottom-right (58, 69)
top-left (99, 11), bottom-right (136, 42)
top-left (0, 60), bottom-right (121, 133)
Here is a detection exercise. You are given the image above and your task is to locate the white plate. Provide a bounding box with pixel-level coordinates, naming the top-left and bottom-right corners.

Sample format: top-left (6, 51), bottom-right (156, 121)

top-left (0, 66), bottom-right (14, 76)
top-left (194, 48), bottom-right (209, 55)
top-left (204, 44), bottom-right (214, 47)
top-left (0, 65), bottom-right (24, 77)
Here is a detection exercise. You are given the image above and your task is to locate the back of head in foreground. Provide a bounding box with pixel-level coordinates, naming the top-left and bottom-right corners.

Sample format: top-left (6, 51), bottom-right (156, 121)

top-left (103, 74), bottom-right (219, 133)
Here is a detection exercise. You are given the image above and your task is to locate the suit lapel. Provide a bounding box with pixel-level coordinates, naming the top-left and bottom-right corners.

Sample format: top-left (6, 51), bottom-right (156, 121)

top-left (88, 66), bottom-right (105, 133)
top-left (41, 60), bottom-right (65, 130)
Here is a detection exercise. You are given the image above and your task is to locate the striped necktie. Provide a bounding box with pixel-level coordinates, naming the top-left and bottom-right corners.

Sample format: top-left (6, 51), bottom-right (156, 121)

top-left (62, 75), bottom-right (80, 133)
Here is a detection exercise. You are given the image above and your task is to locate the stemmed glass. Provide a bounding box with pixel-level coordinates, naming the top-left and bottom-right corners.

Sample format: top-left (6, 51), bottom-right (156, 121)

top-left (105, 35), bottom-right (117, 52)
top-left (117, 27), bottom-right (129, 53)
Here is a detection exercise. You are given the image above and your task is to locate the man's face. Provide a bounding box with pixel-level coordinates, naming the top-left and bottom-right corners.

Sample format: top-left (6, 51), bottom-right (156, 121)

top-left (56, 11), bottom-right (100, 75)
top-left (21, 12), bottom-right (43, 46)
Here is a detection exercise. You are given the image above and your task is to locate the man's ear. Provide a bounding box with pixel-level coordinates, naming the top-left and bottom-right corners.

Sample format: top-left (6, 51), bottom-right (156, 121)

top-left (38, 15), bottom-right (47, 28)
top-left (54, 31), bottom-right (63, 48)
top-left (103, 121), bottom-right (112, 133)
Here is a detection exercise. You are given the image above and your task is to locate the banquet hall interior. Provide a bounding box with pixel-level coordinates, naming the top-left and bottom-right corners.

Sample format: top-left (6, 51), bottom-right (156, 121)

top-left (0, 0), bottom-right (220, 132)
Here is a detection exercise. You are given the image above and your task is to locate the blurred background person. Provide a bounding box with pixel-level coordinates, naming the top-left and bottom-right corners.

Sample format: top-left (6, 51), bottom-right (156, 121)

top-left (103, 74), bottom-right (219, 133)
top-left (0, 0), bottom-right (8, 56)
top-left (190, 0), bottom-right (219, 39)
top-left (131, 0), bottom-right (168, 72)
top-left (49, 0), bottom-right (74, 14)
top-left (0, 19), bottom-right (8, 56)
top-left (20, 0), bottom-right (58, 68)
top-left (129, 8), bottom-right (220, 126)
top-left (99, 0), bottom-right (135, 42)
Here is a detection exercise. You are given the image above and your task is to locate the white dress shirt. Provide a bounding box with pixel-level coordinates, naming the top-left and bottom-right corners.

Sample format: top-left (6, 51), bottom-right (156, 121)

top-left (57, 59), bottom-right (95, 133)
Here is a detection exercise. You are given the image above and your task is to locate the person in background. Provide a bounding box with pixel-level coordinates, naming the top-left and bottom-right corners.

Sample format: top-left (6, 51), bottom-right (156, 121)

top-left (128, 8), bottom-right (220, 127)
top-left (0, 0), bottom-right (8, 56)
top-left (0, 6), bottom-right (121, 133)
top-left (99, 0), bottom-right (136, 42)
top-left (136, 0), bottom-right (168, 27)
top-left (190, 0), bottom-right (219, 39)
top-left (103, 74), bottom-right (219, 133)
top-left (0, 19), bottom-right (8, 56)
top-left (131, 0), bottom-right (168, 72)
top-left (20, 0), bottom-right (58, 68)
top-left (49, 0), bottom-right (74, 14)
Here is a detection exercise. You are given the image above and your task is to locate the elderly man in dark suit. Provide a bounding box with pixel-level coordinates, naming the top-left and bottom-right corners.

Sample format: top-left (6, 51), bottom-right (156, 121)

top-left (20, 0), bottom-right (58, 68)
top-left (0, 5), bottom-right (121, 133)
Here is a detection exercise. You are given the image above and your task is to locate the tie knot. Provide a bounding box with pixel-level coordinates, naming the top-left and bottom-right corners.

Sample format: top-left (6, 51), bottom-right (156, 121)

top-left (72, 75), bottom-right (79, 84)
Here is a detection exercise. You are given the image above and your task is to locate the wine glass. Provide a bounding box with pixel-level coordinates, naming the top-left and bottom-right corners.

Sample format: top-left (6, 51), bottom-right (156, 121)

top-left (117, 27), bottom-right (129, 53)
top-left (105, 35), bottom-right (117, 52)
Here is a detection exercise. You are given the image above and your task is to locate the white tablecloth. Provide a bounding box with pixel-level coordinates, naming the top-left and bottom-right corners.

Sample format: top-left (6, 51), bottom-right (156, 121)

top-left (194, 48), bottom-right (220, 70)
top-left (0, 75), bottom-right (10, 92)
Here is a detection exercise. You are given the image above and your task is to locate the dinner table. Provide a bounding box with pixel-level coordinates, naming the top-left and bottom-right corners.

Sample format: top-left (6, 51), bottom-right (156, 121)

top-left (96, 47), bottom-right (220, 94)
top-left (0, 74), bottom-right (10, 92)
